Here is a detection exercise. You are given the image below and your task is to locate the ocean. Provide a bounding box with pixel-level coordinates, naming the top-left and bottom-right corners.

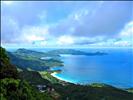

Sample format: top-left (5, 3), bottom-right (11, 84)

top-left (7, 47), bottom-right (133, 88)
top-left (50, 48), bottom-right (133, 88)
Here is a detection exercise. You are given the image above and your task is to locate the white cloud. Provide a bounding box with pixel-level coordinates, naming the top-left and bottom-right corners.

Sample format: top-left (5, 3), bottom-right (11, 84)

top-left (50, 1), bottom-right (132, 38)
top-left (1, 16), bottom-right (20, 43)
top-left (20, 25), bottom-right (49, 43)
top-left (38, 11), bottom-right (47, 24)
top-left (39, 41), bottom-right (47, 46)
top-left (73, 10), bottom-right (89, 21)
top-left (33, 40), bottom-right (47, 46)
top-left (24, 35), bottom-right (44, 42)
top-left (1, 1), bottom-right (132, 48)
top-left (56, 35), bottom-right (107, 46)
top-left (114, 41), bottom-right (131, 47)
top-left (88, 38), bottom-right (132, 47)
top-left (117, 21), bottom-right (133, 47)
top-left (74, 36), bottom-right (106, 45)
top-left (120, 21), bottom-right (133, 37)
top-left (57, 35), bottom-right (74, 45)
top-left (2, 1), bottom-right (14, 5)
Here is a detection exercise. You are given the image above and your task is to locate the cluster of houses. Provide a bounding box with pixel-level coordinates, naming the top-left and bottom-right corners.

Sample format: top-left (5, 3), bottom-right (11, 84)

top-left (36, 84), bottom-right (60, 99)
top-left (36, 84), bottom-right (55, 93)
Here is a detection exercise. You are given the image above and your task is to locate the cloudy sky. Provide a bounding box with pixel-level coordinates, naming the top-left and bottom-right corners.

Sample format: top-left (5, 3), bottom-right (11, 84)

top-left (1, 1), bottom-right (133, 48)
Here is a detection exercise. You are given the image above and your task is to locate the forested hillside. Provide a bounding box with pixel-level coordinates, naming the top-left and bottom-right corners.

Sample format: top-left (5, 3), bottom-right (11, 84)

top-left (0, 47), bottom-right (53, 100)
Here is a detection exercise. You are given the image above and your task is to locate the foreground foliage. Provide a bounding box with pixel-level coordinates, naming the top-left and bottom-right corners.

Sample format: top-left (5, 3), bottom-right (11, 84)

top-left (0, 47), bottom-right (53, 100)
top-left (1, 47), bottom-right (133, 100)
top-left (53, 83), bottom-right (133, 100)
top-left (0, 78), bottom-right (53, 100)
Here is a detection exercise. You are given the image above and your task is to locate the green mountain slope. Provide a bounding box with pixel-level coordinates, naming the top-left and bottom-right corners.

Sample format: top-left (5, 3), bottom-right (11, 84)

top-left (53, 83), bottom-right (133, 100)
top-left (19, 70), bottom-right (50, 85)
top-left (15, 48), bottom-right (60, 58)
top-left (0, 47), bottom-right (53, 100)
top-left (7, 49), bottom-right (63, 71)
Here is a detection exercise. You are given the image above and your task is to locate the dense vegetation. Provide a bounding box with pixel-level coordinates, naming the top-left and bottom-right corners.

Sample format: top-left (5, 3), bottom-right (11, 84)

top-left (19, 70), bottom-right (50, 85)
top-left (1, 47), bottom-right (133, 100)
top-left (1, 78), bottom-right (53, 100)
top-left (39, 71), bottom-right (64, 84)
top-left (53, 83), bottom-right (133, 100)
top-left (0, 47), bottom-right (53, 100)
top-left (7, 49), bottom-right (63, 71)
top-left (20, 70), bottom-right (133, 100)
top-left (126, 88), bottom-right (133, 93)
top-left (0, 48), bottom-right (18, 79)
top-left (18, 70), bottom-right (133, 100)
top-left (15, 48), bottom-right (60, 58)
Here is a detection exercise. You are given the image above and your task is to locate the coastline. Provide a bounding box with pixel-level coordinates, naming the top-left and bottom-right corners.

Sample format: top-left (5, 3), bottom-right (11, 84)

top-left (50, 72), bottom-right (133, 90)
top-left (51, 72), bottom-right (77, 84)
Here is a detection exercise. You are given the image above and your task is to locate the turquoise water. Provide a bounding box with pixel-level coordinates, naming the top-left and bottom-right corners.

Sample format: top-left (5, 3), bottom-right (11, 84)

top-left (7, 47), bottom-right (133, 88)
top-left (51, 48), bottom-right (133, 88)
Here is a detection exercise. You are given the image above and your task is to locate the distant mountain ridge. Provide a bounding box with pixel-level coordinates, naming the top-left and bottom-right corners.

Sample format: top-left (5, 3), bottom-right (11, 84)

top-left (7, 49), bottom-right (63, 71)
top-left (15, 48), bottom-right (60, 58)
top-left (46, 49), bottom-right (107, 56)
top-left (7, 48), bottom-right (107, 71)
